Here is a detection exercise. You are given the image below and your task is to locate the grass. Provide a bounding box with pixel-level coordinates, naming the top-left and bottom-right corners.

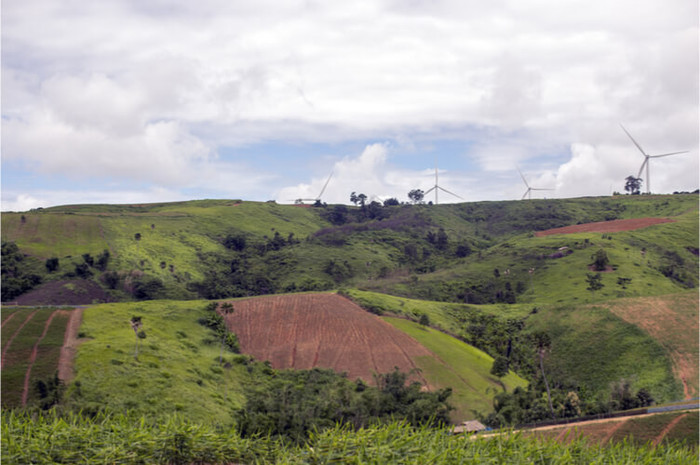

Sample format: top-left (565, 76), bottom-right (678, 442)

top-left (383, 317), bottom-right (528, 420)
top-left (67, 300), bottom-right (250, 425)
top-left (3, 411), bottom-right (698, 464)
top-left (526, 303), bottom-right (682, 403)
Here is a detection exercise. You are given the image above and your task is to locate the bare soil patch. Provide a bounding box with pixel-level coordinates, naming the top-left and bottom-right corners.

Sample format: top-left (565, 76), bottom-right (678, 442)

top-left (58, 308), bottom-right (84, 383)
top-left (13, 279), bottom-right (112, 306)
top-left (535, 217), bottom-right (675, 236)
top-left (223, 293), bottom-right (433, 385)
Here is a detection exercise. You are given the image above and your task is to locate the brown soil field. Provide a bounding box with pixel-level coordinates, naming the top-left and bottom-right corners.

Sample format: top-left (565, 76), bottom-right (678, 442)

top-left (223, 293), bottom-right (433, 385)
top-left (13, 279), bottom-right (112, 306)
top-left (534, 217), bottom-right (675, 236)
top-left (603, 293), bottom-right (699, 399)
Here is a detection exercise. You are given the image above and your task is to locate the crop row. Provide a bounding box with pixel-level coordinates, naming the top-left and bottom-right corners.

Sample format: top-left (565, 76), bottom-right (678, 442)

top-left (1, 308), bottom-right (70, 408)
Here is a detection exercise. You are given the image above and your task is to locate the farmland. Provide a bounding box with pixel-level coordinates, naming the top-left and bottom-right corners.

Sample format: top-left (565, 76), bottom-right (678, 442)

top-left (1, 307), bottom-right (75, 409)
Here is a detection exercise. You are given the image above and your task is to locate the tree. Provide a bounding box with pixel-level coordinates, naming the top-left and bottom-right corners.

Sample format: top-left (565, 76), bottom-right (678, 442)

top-left (350, 192), bottom-right (359, 206)
top-left (130, 316), bottom-right (143, 360)
top-left (96, 249), bottom-right (110, 271)
top-left (490, 355), bottom-right (509, 378)
top-left (383, 197), bottom-right (400, 206)
top-left (357, 193), bottom-right (367, 207)
top-left (624, 176), bottom-right (642, 195)
top-left (586, 272), bottom-right (604, 293)
top-left (591, 249), bottom-right (609, 271)
top-left (408, 189), bottom-right (425, 204)
top-left (45, 257), bottom-right (59, 273)
top-left (533, 331), bottom-right (555, 419)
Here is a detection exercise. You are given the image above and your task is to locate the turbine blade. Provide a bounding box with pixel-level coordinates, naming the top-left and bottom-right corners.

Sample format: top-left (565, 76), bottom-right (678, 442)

top-left (650, 151), bottom-right (688, 158)
top-left (517, 167), bottom-right (529, 188)
top-left (438, 186), bottom-right (463, 199)
top-left (620, 124), bottom-right (647, 156)
top-left (522, 189), bottom-right (529, 200)
top-left (424, 186), bottom-right (436, 194)
top-left (531, 188), bottom-right (554, 191)
top-left (317, 171), bottom-right (333, 199)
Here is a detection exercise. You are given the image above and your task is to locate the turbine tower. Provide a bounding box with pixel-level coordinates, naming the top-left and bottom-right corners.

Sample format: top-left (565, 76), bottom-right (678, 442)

top-left (424, 157), bottom-right (463, 205)
top-left (518, 167), bottom-right (553, 200)
top-left (620, 124), bottom-right (688, 195)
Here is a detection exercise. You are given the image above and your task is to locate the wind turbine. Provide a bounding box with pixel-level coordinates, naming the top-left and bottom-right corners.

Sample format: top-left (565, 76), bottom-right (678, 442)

top-left (620, 124), bottom-right (688, 195)
top-left (424, 157), bottom-right (463, 204)
top-left (518, 167), bottom-right (553, 200)
top-left (292, 171), bottom-right (333, 204)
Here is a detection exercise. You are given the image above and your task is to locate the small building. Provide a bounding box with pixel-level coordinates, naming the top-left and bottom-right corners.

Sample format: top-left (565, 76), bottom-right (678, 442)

top-left (453, 420), bottom-right (487, 434)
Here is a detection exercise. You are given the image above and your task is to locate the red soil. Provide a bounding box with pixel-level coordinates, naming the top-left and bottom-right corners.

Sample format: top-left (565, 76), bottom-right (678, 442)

top-left (57, 308), bottom-right (84, 383)
top-left (535, 217), bottom-right (675, 236)
top-left (223, 293), bottom-right (433, 385)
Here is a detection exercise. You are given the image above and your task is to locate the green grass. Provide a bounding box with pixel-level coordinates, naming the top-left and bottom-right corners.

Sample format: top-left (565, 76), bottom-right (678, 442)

top-left (67, 300), bottom-right (250, 425)
top-left (383, 317), bottom-right (527, 420)
top-left (526, 303), bottom-right (682, 403)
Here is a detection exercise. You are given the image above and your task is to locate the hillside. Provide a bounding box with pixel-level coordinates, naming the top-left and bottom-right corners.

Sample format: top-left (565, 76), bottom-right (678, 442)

top-left (1, 194), bottom-right (697, 435)
top-left (2, 195), bottom-right (697, 306)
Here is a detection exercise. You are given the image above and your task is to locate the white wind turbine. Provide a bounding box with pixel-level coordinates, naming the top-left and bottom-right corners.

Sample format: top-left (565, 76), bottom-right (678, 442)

top-left (518, 167), bottom-right (553, 200)
top-left (292, 171), bottom-right (333, 204)
top-left (424, 157), bottom-right (463, 204)
top-left (620, 124), bottom-right (688, 195)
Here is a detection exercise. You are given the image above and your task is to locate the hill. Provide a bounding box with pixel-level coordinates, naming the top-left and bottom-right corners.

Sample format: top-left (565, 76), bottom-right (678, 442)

top-left (2, 195), bottom-right (697, 306)
top-left (1, 194), bottom-right (697, 435)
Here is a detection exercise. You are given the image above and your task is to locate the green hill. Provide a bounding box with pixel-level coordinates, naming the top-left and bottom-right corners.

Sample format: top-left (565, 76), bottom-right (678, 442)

top-left (1, 194), bottom-right (697, 432)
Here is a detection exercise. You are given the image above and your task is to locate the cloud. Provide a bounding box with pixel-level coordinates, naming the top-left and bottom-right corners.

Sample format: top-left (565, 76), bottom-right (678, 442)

top-left (1, 0), bottom-right (697, 207)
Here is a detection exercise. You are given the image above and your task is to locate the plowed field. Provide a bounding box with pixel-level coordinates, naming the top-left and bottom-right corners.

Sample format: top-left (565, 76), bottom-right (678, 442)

top-left (223, 293), bottom-right (433, 385)
top-left (535, 217), bottom-right (675, 236)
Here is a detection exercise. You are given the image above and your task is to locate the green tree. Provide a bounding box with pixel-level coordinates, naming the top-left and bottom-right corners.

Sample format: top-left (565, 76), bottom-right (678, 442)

top-left (586, 273), bottom-right (604, 293)
top-left (533, 331), bottom-right (555, 419)
top-left (490, 355), bottom-right (509, 378)
top-left (591, 249), bottom-right (609, 271)
top-left (624, 175), bottom-right (642, 195)
top-left (95, 249), bottom-right (110, 271)
top-left (408, 189), bottom-right (425, 204)
top-left (45, 257), bottom-right (59, 272)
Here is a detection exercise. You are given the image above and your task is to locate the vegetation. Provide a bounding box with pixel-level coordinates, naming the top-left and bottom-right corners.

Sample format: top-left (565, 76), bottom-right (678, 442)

top-left (237, 367), bottom-right (452, 442)
top-left (3, 411), bottom-right (698, 464)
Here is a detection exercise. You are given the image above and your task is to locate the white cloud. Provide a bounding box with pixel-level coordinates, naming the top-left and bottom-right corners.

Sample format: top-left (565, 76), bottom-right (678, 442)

top-left (1, 0), bottom-right (697, 206)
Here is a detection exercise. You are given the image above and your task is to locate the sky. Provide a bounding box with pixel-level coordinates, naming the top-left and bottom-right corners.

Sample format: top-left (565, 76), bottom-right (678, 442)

top-left (2, 0), bottom-right (698, 211)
